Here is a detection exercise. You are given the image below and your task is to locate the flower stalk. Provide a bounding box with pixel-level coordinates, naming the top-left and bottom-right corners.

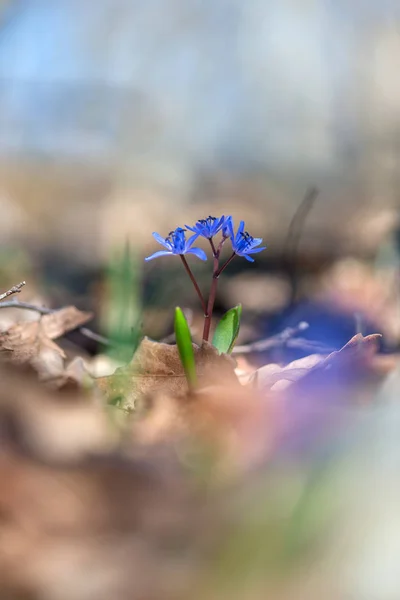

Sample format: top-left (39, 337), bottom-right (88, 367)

top-left (202, 239), bottom-right (221, 341)
top-left (179, 255), bottom-right (207, 314)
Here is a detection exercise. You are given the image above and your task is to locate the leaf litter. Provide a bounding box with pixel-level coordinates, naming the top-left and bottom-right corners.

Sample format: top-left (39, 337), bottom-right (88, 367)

top-left (0, 281), bottom-right (396, 600)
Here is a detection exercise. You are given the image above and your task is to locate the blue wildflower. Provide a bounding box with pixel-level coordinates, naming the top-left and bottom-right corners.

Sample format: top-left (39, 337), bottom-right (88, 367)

top-left (185, 215), bottom-right (226, 239)
top-left (145, 227), bottom-right (207, 261)
top-left (221, 215), bottom-right (232, 238)
top-left (227, 219), bottom-right (266, 262)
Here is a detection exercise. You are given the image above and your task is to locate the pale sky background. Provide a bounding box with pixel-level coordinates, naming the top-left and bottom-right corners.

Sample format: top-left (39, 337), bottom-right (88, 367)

top-left (0, 0), bottom-right (398, 177)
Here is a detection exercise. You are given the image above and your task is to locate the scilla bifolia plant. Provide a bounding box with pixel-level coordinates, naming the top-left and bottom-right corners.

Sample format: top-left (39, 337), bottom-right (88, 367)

top-left (145, 216), bottom-right (266, 383)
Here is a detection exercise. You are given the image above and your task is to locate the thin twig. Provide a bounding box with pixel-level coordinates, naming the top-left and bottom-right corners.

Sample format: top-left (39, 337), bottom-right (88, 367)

top-left (233, 322), bottom-right (309, 354)
top-left (284, 187), bottom-right (319, 305)
top-left (284, 338), bottom-right (336, 354)
top-left (0, 298), bottom-right (115, 347)
top-left (78, 327), bottom-right (114, 347)
top-left (0, 299), bottom-right (51, 314)
top-left (234, 336), bottom-right (334, 355)
top-left (0, 281), bottom-right (26, 302)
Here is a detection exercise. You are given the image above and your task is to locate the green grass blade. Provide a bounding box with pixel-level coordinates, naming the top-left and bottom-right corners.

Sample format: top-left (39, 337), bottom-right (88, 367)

top-left (102, 241), bottom-right (142, 362)
top-left (174, 307), bottom-right (197, 388)
top-left (212, 304), bottom-right (242, 354)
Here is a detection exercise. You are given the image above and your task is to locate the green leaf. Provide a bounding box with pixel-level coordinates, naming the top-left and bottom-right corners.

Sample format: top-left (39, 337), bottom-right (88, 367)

top-left (174, 307), bottom-right (197, 388)
top-left (102, 242), bottom-right (142, 362)
top-left (212, 304), bottom-right (242, 354)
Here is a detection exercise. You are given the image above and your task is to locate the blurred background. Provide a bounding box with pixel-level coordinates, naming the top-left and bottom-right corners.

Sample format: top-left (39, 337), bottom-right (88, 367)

top-left (0, 0), bottom-right (399, 346)
top-left (1, 4), bottom-right (400, 600)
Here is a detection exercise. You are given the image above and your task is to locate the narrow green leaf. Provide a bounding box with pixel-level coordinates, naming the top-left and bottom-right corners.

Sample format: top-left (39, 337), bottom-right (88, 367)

top-left (102, 242), bottom-right (142, 362)
top-left (212, 304), bottom-right (242, 354)
top-left (174, 307), bottom-right (197, 387)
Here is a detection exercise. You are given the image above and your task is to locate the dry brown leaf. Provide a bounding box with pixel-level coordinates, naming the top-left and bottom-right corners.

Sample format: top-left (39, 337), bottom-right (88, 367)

top-left (321, 332), bottom-right (381, 365)
top-left (0, 363), bottom-right (211, 600)
top-left (0, 319), bottom-right (65, 364)
top-left (256, 333), bottom-right (382, 392)
top-left (132, 382), bottom-right (274, 476)
top-left (39, 306), bottom-right (93, 339)
top-left (96, 337), bottom-right (239, 408)
top-left (64, 356), bottom-right (92, 383)
top-left (30, 340), bottom-right (66, 381)
top-left (0, 361), bottom-right (115, 461)
top-left (47, 357), bottom-right (94, 390)
top-left (0, 306), bottom-right (93, 376)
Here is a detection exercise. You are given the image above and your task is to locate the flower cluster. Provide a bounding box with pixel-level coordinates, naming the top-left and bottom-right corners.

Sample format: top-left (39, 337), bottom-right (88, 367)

top-left (145, 215), bottom-right (266, 341)
top-left (145, 215), bottom-right (266, 263)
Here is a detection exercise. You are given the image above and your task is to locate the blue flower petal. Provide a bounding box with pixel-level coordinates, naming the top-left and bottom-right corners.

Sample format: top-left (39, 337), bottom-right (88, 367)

top-left (247, 246), bottom-right (267, 254)
top-left (144, 250), bottom-right (173, 261)
top-left (185, 216), bottom-right (227, 240)
top-left (186, 233), bottom-right (201, 250)
top-left (186, 248), bottom-right (207, 261)
top-left (227, 218), bottom-right (266, 262)
top-left (152, 232), bottom-right (171, 249)
top-left (225, 217), bottom-right (234, 238)
top-left (236, 221), bottom-right (245, 240)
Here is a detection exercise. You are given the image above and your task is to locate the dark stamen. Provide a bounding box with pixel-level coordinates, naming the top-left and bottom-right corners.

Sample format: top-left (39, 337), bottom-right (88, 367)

top-left (167, 228), bottom-right (186, 243)
top-left (240, 231), bottom-right (253, 244)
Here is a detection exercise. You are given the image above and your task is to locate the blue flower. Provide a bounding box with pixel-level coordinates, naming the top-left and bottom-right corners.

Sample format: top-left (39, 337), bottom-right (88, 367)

top-left (145, 227), bottom-right (207, 261)
top-left (185, 215), bottom-right (226, 239)
top-left (227, 219), bottom-right (266, 262)
top-left (221, 215), bottom-right (232, 238)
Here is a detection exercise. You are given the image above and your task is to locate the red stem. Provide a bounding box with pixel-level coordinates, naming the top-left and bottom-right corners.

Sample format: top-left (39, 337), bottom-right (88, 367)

top-left (202, 250), bottom-right (237, 341)
top-left (216, 252), bottom-right (236, 278)
top-left (209, 238), bottom-right (217, 257)
top-left (180, 255), bottom-right (207, 314)
top-left (202, 273), bottom-right (218, 341)
top-left (216, 235), bottom-right (228, 255)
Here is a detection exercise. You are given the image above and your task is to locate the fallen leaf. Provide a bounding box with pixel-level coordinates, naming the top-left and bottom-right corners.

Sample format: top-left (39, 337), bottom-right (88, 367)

top-left (39, 306), bottom-right (93, 339)
top-left (47, 357), bottom-right (94, 390)
top-left (255, 356), bottom-right (322, 391)
top-left (0, 361), bottom-right (115, 461)
top-left (0, 319), bottom-right (65, 364)
top-left (96, 337), bottom-right (238, 408)
top-left (0, 306), bottom-right (93, 376)
top-left (30, 341), bottom-right (65, 381)
top-left (255, 333), bottom-right (382, 392)
top-left (132, 382), bottom-right (274, 476)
